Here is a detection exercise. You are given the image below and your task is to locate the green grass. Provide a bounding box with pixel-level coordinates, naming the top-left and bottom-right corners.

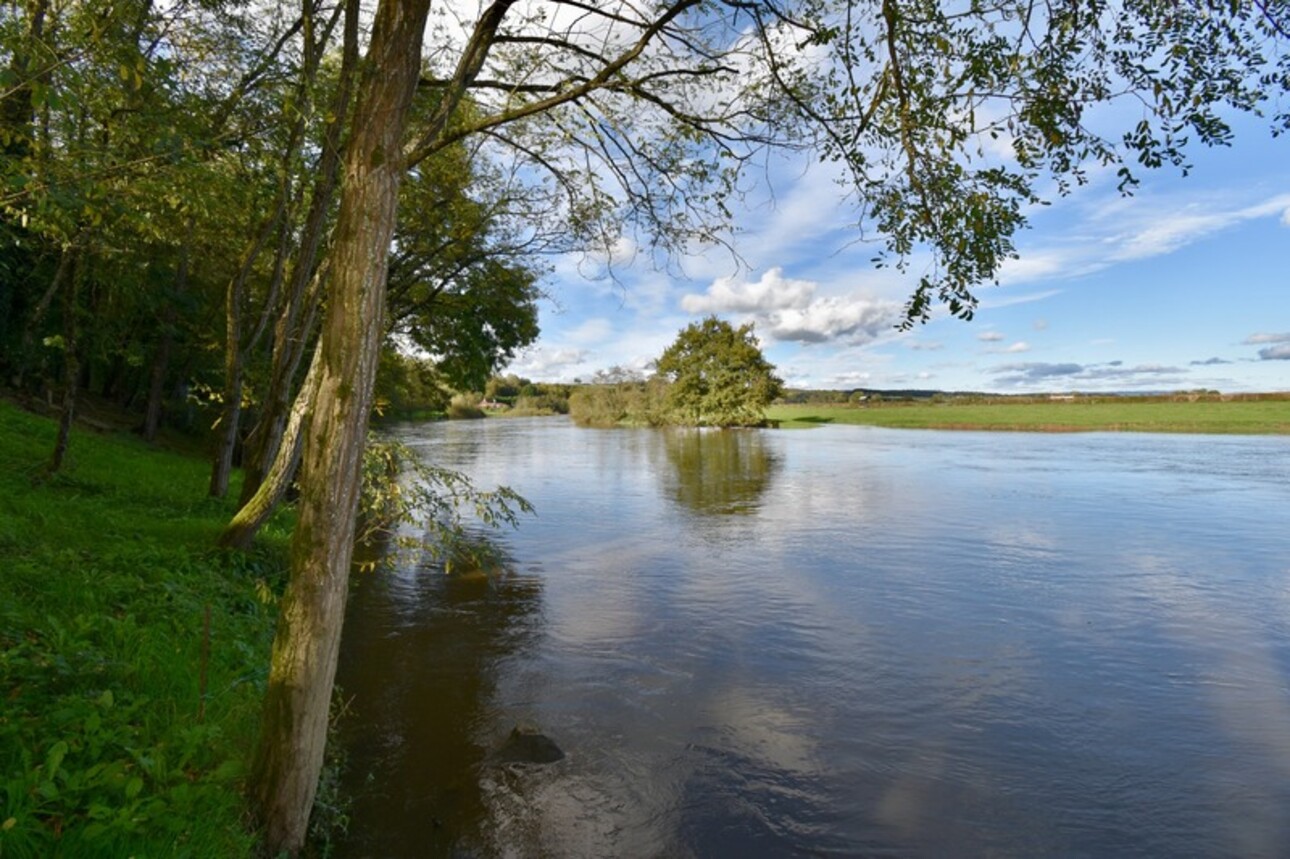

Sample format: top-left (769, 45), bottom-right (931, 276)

top-left (767, 398), bottom-right (1290, 434)
top-left (0, 401), bottom-right (291, 857)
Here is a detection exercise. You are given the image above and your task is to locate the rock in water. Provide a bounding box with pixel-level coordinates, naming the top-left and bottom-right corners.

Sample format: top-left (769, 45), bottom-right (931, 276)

top-left (494, 727), bottom-right (565, 764)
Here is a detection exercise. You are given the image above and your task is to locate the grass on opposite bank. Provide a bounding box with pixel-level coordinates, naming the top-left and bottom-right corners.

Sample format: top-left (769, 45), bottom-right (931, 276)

top-left (767, 398), bottom-right (1290, 434)
top-left (0, 400), bottom-right (290, 857)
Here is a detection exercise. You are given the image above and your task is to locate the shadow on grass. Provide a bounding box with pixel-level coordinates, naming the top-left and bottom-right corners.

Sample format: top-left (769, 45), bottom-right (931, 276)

top-left (793, 416), bottom-right (835, 424)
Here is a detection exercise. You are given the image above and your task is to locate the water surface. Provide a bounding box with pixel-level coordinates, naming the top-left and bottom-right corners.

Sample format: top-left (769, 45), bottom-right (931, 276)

top-left (336, 419), bottom-right (1290, 857)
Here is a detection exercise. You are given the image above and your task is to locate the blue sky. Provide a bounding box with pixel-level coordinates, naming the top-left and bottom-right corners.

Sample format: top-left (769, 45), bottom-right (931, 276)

top-left (505, 115), bottom-right (1289, 393)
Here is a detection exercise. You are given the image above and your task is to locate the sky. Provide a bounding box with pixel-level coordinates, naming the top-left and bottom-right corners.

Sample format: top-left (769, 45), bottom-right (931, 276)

top-left (503, 113), bottom-right (1289, 394)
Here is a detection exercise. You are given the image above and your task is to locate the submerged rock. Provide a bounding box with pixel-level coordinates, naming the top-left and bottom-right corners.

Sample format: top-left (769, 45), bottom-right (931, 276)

top-left (493, 726), bottom-right (565, 765)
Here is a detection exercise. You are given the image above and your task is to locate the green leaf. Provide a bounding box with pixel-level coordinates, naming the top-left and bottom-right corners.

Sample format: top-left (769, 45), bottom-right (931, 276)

top-left (45, 740), bottom-right (69, 778)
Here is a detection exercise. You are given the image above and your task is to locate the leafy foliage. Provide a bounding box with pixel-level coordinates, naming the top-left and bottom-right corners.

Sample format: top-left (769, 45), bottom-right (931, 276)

top-left (655, 317), bottom-right (783, 427)
top-left (356, 435), bottom-right (533, 574)
top-left (0, 402), bottom-right (279, 857)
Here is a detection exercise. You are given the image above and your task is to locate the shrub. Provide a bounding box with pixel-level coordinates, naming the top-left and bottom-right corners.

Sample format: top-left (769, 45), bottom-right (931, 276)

top-left (446, 392), bottom-right (485, 420)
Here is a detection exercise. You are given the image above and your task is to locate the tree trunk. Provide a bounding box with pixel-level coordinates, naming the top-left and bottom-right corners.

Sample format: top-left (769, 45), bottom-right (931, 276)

top-left (143, 230), bottom-right (192, 442)
top-left (250, 0), bottom-right (432, 852)
top-left (240, 0), bottom-right (359, 506)
top-left (48, 248), bottom-right (81, 474)
top-left (13, 242), bottom-right (73, 390)
top-left (220, 341), bottom-right (321, 550)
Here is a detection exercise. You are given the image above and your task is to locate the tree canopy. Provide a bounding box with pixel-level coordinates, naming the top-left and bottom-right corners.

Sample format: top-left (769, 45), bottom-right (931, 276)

top-left (656, 316), bottom-right (783, 427)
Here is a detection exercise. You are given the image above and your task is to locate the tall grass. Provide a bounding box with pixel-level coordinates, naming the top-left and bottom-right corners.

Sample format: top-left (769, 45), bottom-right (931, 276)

top-left (0, 402), bottom-right (287, 857)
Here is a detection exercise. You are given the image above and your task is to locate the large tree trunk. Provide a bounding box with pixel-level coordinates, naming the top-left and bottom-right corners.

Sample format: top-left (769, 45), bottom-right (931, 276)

top-left (249, 0), bottom-right (432, 852)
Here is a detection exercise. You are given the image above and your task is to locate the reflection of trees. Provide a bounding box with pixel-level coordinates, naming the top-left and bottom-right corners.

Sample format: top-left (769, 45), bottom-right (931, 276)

top-left (658, 428), bottom-right (780, 515)
top-left (334, 539), bottom-right (542, 857)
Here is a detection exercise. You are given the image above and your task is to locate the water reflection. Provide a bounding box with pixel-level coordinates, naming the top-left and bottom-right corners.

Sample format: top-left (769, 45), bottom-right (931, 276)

top-left (334, 420), bottom-right (1290, 857)
top-left (655, 428), bottom-right (780, 515)
top-left (334, 540), bottom-right (542, 857)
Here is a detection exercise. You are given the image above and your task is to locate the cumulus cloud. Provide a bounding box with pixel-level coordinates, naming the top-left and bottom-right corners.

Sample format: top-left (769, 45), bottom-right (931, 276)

top-left (506, 347), bottom-right (589, 379)
top-left (1003, 341), bottom-right (1031, 353)
top-left (680, 267), bottom-right (815, 314)
top-left (1244, 332), bottom-right (1290, 345)
top-left (680, 268), bottom-right (901, 345)
top-left (978, 331), bottom-right (1006, 342)
top-left (767, 295), bottom-right (898, 344)
top-left (1259, 345), bottom-right (1290, 360)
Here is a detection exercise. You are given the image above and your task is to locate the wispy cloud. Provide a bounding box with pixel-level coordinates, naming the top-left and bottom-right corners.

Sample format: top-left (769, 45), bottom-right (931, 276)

top-left (978, 331), bottom-right (1005, 342)
top-left (994, 192), bottom-right (1290, 289)
top-left (1190, 357), bottom-right (1232, 366)
top-left (1259, 345), bottom-right (1290, 361)
top-left (1107, 194), bottom-right (1290, 262)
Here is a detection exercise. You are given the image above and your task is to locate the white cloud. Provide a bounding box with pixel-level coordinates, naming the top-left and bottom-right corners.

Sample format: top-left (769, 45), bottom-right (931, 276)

top-left (1108, 194), bottom-right (1290, 262)
top-left (680, 267), bottom-right (902, 346)
top-left (980, 289), bottom-right (1063, 309)
top-left (1003, 341), bottom-right (1031, 353)
top-left (1280, 207), bottom-right (1290, 228)
top-left (1033, 318), bottom-right (1049, 331)
top-left (681, 267), bottom-right (816, 314)
top-left (506, 347), bottom-right (589, 379)
top-left (977, 331), bottom-right (1005, 342)
top-left (767, 294), bottom-right (900, 344)
top-left (566, 317), bottom-right (615, 344)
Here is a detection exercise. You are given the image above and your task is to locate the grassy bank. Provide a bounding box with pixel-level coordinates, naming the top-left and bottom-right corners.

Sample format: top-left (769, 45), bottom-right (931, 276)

top-left (0, 401), bottom-right (288, 857)
top-left (767, 398), bottom-right (1290, 434)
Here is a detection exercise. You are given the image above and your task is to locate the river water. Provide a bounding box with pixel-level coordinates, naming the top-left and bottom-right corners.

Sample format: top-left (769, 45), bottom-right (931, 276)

top-left (334, 418), bottom-right (1290, 857)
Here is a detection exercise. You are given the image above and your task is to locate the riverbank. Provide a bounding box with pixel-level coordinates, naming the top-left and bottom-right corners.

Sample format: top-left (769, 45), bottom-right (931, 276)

top-left (767, 398), bottom-right (1290, 434)
top-left (0, 401), bottom-right (286, 856)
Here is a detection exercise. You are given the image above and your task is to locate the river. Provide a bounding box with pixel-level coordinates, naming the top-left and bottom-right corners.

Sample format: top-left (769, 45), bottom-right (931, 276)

top-left (334, 418), bottom-right (1290, 857)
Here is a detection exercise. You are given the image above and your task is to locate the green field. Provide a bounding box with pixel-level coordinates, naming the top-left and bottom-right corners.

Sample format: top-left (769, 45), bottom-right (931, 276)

top-left (0, 401), bottom-right (289, 857)
top-left (767, 398), bottom-right (1290, 434)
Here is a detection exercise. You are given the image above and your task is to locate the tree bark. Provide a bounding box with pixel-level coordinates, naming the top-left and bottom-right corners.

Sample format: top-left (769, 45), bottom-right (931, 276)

top-left (48, 247), bottom-right (81, 474)
top-left (13, 243), bottom-right (73, 391)
top-left (219, 341), bottom-right (320, 550)
top-left (240, 0), bottom-right (359, 506)
top-left (250, 0), bottom-right (433, 852)
top-left (143, 229), bottom-right (191, 442)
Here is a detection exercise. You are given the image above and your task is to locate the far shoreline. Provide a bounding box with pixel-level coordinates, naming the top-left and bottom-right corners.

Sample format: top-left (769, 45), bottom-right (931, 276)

top-left (765, 397), bottom-right (1290, 436)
